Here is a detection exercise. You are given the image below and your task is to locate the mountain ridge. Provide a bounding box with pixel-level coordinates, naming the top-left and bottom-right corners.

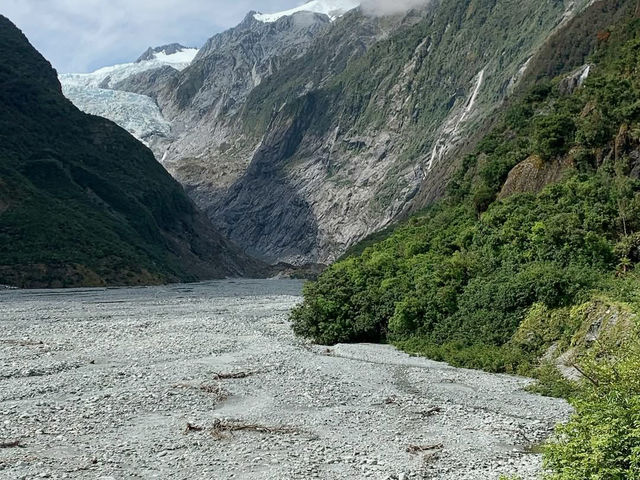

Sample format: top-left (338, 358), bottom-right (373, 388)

top-left (56, 0), bottom-right (594, 267)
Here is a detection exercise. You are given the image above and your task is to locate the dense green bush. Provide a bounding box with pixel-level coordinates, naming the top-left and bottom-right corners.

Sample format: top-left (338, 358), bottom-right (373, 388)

top-left (290, 168), bottom-right (629, 367)
top-left (544, 338), bottom-right (640, 479)
top-left (291, 12), bottom-right (640, 374)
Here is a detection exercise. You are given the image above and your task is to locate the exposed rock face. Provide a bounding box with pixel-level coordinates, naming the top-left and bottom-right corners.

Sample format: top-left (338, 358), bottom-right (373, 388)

top-left (151, 12), bottom-right (336, 192)
top-left (60, 0), bottom-right (595, 265)
top-left (136, 43), bottom-right (192, 62)
top-left (498, 155), bottom-right (574, 199)
top-left (548, 301), bottom-right (635, 380)
top-left (201, 0), bottom-right (592, 264)
top-left (557, 64), bottom-right (592, 96)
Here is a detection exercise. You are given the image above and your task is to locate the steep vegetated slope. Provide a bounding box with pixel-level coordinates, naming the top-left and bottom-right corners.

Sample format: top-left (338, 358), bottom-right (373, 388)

top-left (0, 16), bottom-right (263, 288)
top-left (292, 0), bottom-right (640, 369)
top-left (293, 2), bottom-right (640, 476)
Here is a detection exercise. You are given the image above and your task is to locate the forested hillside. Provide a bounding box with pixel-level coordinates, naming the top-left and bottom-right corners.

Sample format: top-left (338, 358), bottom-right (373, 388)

top-left (0, 16), bottom-right (264, 288)
top-left (292, 2), bottom-right (640, 476)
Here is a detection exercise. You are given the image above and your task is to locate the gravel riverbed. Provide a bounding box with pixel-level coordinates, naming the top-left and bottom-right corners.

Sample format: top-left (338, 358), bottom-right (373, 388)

top-left (0, 279), bottom-right (571, 479)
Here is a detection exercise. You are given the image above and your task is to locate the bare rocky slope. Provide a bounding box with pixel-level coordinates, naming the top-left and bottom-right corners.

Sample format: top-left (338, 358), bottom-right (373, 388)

top-left (62, 0), bottom-right (594, 265)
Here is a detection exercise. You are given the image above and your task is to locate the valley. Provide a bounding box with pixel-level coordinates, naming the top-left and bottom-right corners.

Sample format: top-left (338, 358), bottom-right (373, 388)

top-left (2, 0), bottom-right (640, 477)
top-left (0, 281), bottom-right (569, 479)
top-left (58, 0), bottom-right (591, 265)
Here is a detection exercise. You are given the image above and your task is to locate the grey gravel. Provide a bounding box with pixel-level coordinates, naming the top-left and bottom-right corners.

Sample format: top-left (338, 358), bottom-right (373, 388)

top-left (0, 280), bottom-right (571, 479)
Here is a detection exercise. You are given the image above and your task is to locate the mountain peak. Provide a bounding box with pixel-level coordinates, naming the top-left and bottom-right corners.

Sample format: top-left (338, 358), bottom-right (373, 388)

top-left (136, 43), bottom-right (197, 63)
top-left (253, 0), bottom-right (360, 23)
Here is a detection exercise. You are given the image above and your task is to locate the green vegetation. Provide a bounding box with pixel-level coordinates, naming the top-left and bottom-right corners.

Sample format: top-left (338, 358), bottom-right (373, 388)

top-left (293, 6), bottom-right (640, 364)
top-left (242, 0), bottom-right (585, 181)
top-left (544, 336), bottom-right (640, 479)
top-left (292, 7), bottom-right (640, 478)
top-left (0, 16), bottom-right (252, 288)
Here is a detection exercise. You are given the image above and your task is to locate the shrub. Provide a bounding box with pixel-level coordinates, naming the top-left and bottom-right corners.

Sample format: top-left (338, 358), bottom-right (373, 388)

top-left (544, 339), bottom-right (640, 479)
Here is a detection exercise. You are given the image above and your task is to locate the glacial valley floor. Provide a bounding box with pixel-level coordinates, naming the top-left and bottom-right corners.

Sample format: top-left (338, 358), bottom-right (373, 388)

top-left (0, 279), bottom-right (570, 479)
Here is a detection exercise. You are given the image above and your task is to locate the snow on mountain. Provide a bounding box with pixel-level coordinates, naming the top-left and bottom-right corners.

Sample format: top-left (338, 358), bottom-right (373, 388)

top-left (60, 46), bottom-right (198, 90)
top-left (59, 46), bottom-right (197, 145)
top-left (253, 0), bottom-right (360, 22)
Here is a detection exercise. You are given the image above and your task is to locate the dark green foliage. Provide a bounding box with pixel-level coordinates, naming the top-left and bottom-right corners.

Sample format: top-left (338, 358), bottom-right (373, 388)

top-left (0, 16), bottom-right (253, 287)
top-left (291, 4), bottom-right (640, 369)
top-left (543, 338), bottom-right (640, 479)
top-left (532, 114), bottom-right (576, 160)
top-left (519, 0), bottom-right (636, 89)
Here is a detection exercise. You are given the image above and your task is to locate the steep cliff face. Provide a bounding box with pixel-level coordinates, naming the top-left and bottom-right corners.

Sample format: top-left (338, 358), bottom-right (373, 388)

top-left (208, 0), bottom-right (592, 264)
top-left (59, 0), bottom-right (594, 266)
top-left (151, 11), bottom-right (350, 207)
top-left (0, 16), bottom-right (264, 288)
top-left (170, 9), bottom-right (405, 263)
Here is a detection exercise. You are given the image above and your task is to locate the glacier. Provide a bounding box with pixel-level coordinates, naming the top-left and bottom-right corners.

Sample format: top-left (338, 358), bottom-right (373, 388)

top-left (61, 85), bottom-right (171, 141)
top-left (59, 46), bottom-right (197, 145)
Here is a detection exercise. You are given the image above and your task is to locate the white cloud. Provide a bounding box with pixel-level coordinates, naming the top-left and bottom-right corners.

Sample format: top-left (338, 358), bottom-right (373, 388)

top-left (0, 0), bottom-right (297, 72)
top-left (361, 0), bottom-right (431, 16)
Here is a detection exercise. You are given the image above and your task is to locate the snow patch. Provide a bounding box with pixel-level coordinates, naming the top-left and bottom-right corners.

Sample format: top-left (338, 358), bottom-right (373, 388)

top-left (152, 48), bottom-right (199, 65)
top-left (60, 47), bottom-right (198, 90)
top-left (254, 0), bottom-right (360, 22)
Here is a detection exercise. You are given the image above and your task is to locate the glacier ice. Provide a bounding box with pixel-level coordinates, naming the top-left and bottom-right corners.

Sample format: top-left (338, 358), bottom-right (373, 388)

top-left (59, 47), bottom-right (197, 145)
top-left (61, 85), bottom-right (171, 141)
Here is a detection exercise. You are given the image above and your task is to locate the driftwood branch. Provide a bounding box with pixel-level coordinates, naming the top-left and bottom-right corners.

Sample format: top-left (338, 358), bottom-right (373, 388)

top-left (184, 419), bottom-right (301, 439)
top-left (211, 371), bottom-right (259, 380)
top-left (420, 407), bottom-right (442, 417)
top-left (407, 443), bottom-right (444, 454)
top-left (184, 423), bottom-right (204, 433)
top-left (0, 439), bottom-right (24, 448)
top-left (572, 363), bottom-right (600, 388)
top-left (173, 383), bottom-right (229, 401)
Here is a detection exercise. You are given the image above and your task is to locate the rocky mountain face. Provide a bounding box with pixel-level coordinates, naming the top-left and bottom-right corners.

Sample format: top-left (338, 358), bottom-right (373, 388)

top-left (160, 11), bottom-right (338, 195)
top-left (0, 15), bottom-right (264, 288)
top-left (136, 43), bottom-right (193, 62)
top-left (60, 0), bottom-right (593, 265)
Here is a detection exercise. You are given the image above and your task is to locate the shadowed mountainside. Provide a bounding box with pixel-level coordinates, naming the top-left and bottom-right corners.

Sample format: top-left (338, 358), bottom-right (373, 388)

top-left (0, 15), bottom-right (265, 288)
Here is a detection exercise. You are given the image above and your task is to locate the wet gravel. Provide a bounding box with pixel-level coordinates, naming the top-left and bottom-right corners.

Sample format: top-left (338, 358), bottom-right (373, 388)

top-left (0, 279), bottom-right (571, 479)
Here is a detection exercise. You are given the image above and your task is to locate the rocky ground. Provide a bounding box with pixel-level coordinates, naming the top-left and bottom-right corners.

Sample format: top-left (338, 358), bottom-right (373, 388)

top-left (0, 280), bottom-right (571, 479)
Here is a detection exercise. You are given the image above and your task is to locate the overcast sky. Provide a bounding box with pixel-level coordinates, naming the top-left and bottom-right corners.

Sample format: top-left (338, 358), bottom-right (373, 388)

top-left (1, 0), bottom-right (301, 73)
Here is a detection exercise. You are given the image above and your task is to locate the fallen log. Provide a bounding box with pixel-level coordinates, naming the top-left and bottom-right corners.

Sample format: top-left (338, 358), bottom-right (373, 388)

top-left (407, 443), bottom-right (444, 454)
